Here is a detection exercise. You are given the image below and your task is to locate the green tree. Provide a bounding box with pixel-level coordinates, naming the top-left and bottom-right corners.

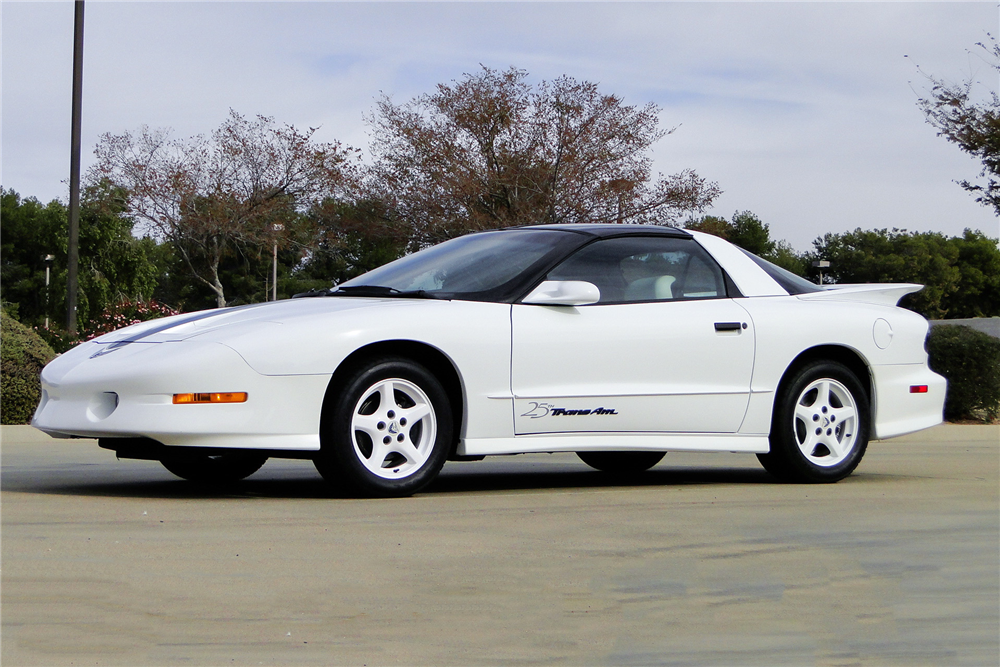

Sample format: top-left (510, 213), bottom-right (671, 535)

top-left (727, 210), bottom-right (775, 257)
top-left (0, 189), bottom-right (68, 326)
top-left (295, 198), bottom-right (410, 288)
top-left (808, 228), bottom-right (976, 319)
top-left (917, 37), bottom-right (1000, 216)
top-left (1, 186), bottom-right (160, 331)
top-left (945, 229), bottom-right (1000, 318)
top-left (685, 210), bottom-right (807, 275)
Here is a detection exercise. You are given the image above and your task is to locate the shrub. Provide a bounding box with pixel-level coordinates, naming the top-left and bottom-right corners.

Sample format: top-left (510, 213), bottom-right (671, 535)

top-left (927, 324), bottom-right (1000, 422)
top-left (1, 310), bottom-right (56, 425)
top-left (81, 298), bottom-right (180, 340)
top-left (34, 326), bottom-right (81, 354)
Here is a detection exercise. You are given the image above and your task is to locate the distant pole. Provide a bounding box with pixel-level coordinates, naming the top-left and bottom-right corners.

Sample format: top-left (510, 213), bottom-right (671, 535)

top-left (44, 254), bottom-right (55, 329)
top-left (66, 0), bottom-right (85, 332)
top-left (272, 223), bottom-right (283, 301)
top-left (272, 241), bottom-right (278, 301)
top-left (812, 260), bottom-right (830, 286)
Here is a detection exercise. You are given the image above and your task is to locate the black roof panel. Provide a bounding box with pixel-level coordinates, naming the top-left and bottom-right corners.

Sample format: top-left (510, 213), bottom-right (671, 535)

top-left (516, 223), bottom-right (692, 239)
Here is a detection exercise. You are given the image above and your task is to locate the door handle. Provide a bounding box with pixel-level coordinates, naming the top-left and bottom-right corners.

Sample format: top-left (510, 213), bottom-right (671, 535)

top-left (714, 322), bottom-right (746, 332)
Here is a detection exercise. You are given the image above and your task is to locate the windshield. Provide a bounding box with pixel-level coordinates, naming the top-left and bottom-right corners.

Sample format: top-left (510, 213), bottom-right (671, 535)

top-left (338, 229), bottom-right (581, 301)
top-left (739, 248), bottom-right (823, 295)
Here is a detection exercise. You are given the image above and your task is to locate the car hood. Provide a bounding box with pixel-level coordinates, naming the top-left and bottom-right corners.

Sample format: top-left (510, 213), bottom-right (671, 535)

top-left (93, 297), bottom-right (427, 345)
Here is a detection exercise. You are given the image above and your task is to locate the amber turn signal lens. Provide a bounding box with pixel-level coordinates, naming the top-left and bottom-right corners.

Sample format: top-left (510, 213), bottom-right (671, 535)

top-left (172, 392), bottom-right (248, 404)
top-left (909, 385), bottom-right (928, 394)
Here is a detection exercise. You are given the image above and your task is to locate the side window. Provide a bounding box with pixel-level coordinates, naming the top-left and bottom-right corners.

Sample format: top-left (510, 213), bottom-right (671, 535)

top-left (546, 236), bottom-right (727, 304)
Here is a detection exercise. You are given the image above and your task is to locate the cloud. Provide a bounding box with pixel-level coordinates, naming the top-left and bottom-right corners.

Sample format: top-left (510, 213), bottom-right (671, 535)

top-left (3, 1), bottom-right (996, 250)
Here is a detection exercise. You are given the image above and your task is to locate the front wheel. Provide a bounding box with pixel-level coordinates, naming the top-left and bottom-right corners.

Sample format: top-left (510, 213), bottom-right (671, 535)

top-left (577, 451), bottom-right (665, 473)
top-left (757, 360), bottom-right (870, 483)
top-left (160, 452), bottom-right (268, 483)
top-left (315, 357), bottom-right (453, 497)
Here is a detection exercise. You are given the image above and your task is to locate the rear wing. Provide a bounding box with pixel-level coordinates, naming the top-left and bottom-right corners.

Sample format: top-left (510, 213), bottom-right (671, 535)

top-left (796, 283), bottom-right (923, 307)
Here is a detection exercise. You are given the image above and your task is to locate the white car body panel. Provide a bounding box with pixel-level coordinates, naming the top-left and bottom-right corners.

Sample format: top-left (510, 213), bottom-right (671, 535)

top-left (33, 225), bottom-right (945, 472)
top-left (510, 299), bottom-right (754, 433)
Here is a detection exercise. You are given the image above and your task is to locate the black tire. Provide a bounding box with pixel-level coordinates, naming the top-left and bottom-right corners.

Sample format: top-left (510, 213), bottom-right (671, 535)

top-left (576, 451), bottom-right (666, 473)
top-left (757, 360), bottom-right (870, 483)
top-left (160, 452), bottom-right (268, 483)
top-left (314, 357), bottom-right (453, 498)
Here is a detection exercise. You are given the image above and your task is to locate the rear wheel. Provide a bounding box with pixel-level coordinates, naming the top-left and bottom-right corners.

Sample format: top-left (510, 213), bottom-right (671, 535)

top-left (160, 452), bottom-right (268, 483)
top-left (315, 357), bottom-right (452, 497)
top-left (757, 360), bottom-right (869, 483)
top-left (577, 451), bottom-right (665, 473)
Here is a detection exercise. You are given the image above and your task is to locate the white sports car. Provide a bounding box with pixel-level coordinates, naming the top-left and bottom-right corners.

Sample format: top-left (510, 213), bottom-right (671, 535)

top-left (33, 224), bottom-right (946, 496)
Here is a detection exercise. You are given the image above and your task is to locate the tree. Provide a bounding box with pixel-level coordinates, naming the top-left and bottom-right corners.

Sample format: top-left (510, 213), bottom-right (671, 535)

top-left (89, 110), bottom-right (357, 307)
top-left (296, 198), bottom-right (410, 287)
top-left (917, 36), bottom-right (1000, 216)
top-left (0, 186), bottom-right (159, 331)
top-left (685, 210), bottom-right (807, 275)
top-left (805, 228), bottom-right (1000, 320)
top-left (367, 66), bottom-right (720, 243)
top-left (947, 229), bottom-right (1000, 318)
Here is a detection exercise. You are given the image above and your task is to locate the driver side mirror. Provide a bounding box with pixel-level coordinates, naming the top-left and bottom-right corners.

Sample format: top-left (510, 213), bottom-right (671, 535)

top-left (522, 280), bottom-right (601, 306)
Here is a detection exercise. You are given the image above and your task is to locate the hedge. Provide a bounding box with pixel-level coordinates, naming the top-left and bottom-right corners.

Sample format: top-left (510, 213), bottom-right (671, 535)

top-left (1, 310), bottom-right (56, 425)
top-left (927, 324), bottom-right (1000, 422)
top-left (2, 309), bottom-right (996, 426)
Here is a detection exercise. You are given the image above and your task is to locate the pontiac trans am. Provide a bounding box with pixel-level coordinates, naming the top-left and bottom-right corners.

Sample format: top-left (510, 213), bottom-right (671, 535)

top-left (33, 224), bottom-right (946, 496)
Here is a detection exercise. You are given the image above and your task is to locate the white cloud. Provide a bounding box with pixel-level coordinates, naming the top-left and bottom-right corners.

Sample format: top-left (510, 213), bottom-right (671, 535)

top-left (3, 1), bottom-right (997, 250)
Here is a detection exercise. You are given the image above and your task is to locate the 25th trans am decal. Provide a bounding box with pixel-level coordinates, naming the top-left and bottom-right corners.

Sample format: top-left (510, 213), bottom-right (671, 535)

top-left (520, 402), bottom-right (619, 419)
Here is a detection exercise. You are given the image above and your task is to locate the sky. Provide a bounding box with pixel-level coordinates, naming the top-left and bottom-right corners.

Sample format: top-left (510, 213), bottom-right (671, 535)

top-left (3, 0), bottom-right (998, 251)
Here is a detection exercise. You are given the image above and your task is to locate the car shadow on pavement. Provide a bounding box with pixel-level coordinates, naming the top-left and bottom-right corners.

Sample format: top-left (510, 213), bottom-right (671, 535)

top-left (1, 463), bottom-right (777, 500)
top-left (428, 466), bottom-right (774, 495)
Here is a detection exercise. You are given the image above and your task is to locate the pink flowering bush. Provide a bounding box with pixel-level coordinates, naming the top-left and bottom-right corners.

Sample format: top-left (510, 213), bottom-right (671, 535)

top-left (82, 298), bottom-right (180, 340)
top-left (34, 299), bottom-right (181, 353)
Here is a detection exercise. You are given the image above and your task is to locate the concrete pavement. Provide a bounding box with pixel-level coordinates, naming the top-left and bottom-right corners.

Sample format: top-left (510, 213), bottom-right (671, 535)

top-left (2, 424), bottom-right (997, 666)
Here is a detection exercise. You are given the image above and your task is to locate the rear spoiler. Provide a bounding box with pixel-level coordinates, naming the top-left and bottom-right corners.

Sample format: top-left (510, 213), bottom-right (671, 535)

top-left (796, 283), bottom-right (923, 307)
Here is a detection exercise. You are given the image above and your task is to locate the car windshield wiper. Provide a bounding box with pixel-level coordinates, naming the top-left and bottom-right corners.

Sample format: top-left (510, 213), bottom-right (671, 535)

top-left (292, 285), bottom-right (441, 299)
top-left (291, 288), bottom-right (334, 298)
top-left (330, 285), bottom-right (439, 299)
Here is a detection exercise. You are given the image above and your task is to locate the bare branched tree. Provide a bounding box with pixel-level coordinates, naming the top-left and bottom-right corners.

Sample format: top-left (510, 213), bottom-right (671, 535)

top-left (917, 36), bottom-right (1000, 216)
top-left (90, 111), bottom-right (358, 307)
top-left (367, 66), bottom-right (720, 244)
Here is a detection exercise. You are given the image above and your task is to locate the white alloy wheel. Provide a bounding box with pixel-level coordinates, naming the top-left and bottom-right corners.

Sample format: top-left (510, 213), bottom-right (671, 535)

top-left (792, 378), bottom-right (859, 467)
top-left (350, 377), bottom-right (438, 480)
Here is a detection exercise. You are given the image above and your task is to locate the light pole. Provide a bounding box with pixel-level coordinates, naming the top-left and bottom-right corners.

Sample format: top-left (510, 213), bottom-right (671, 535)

top-left (66, 0), bottom-right (85, 332)
top-left (272, 224), bottom-right (284, 301)
top-left (43, 254), bottom-right (55, 329)
top-left (812, 260), bottom-right (831, 286)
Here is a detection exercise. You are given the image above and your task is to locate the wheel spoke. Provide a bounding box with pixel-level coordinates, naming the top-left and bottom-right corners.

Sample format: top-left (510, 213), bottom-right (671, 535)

top-left (361, 440), bottom-right (391, 472)
top-left (353, 413), bottom-right (384, 440)
top-left (795, 402), bottom-right (816, 425)
top-left (797, 429), bottom-right (821, 458)
top-left (393, 437), bottom-right (427, 467)
top-left (829, 404), bottom-right (856, 426)
top-left (823, 433), bottom-right (846, 459)
top-left (378, 380), bottom-right (397, 413)
top-left (817, 380), bottom-right (832, 407)
top-left (402, 402), bottom-right (432, 424)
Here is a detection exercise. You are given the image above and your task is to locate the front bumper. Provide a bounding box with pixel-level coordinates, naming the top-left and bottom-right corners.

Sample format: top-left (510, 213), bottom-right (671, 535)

top-left (32, 340), bottom-right (329, 451)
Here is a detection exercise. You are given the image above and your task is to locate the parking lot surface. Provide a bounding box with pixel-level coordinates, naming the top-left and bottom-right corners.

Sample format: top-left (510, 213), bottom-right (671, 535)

top-left (2, 424), bottom-right (998, 666)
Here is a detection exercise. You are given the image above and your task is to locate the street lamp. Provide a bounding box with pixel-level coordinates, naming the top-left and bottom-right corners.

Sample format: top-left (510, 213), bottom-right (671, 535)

top-left (812, 260), bottom-right (831, 286)
top-left (43, 254), bottom-right (55, 329)
top-left (272, 224), bottom-right (284, 301)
